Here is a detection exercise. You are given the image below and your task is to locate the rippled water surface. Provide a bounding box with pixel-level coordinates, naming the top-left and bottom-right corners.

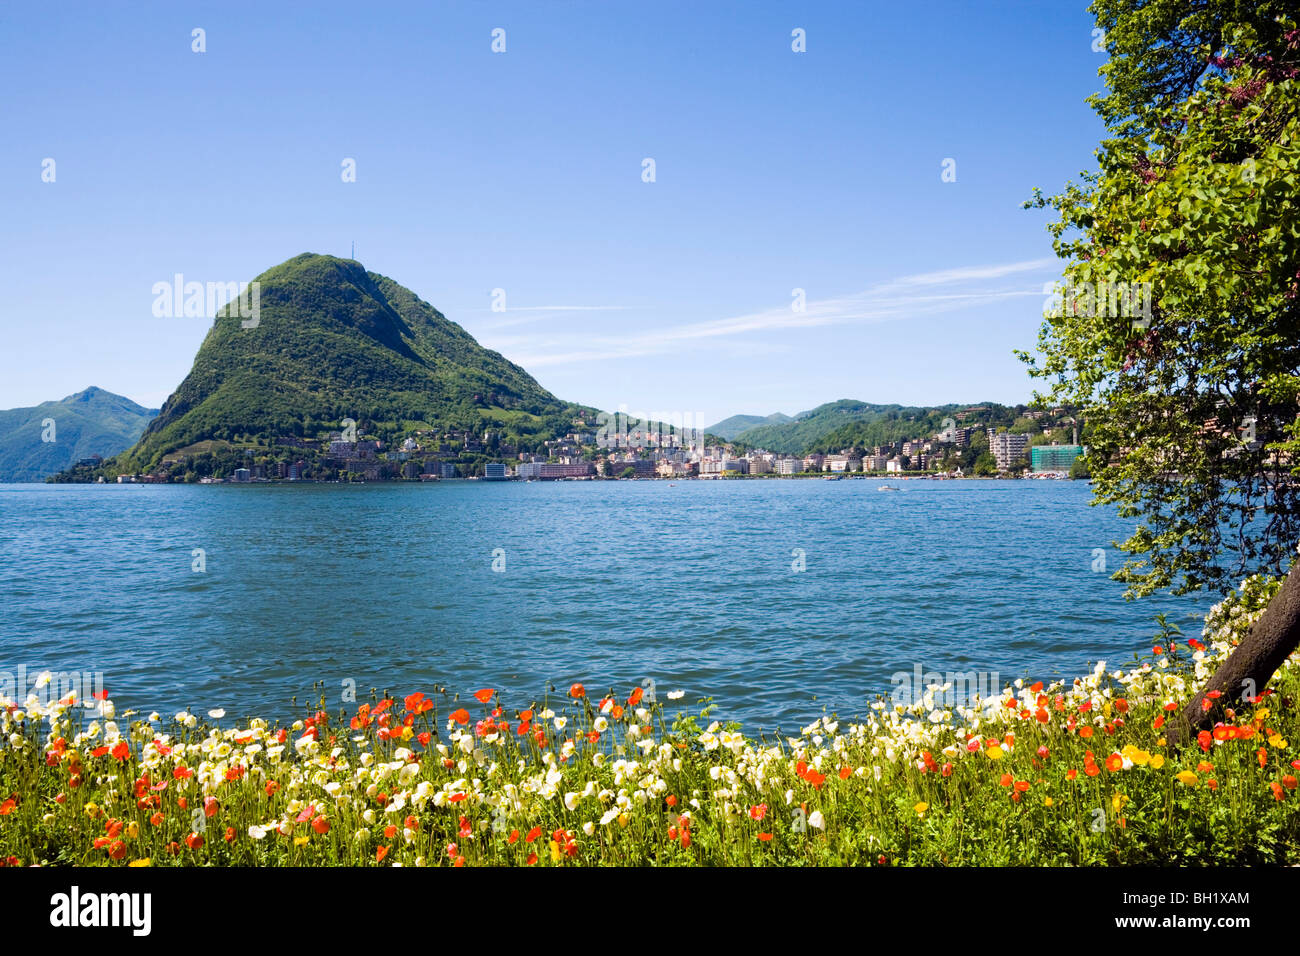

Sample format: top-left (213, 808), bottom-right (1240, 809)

top-left (0, 480), bottom-right (1209, 732)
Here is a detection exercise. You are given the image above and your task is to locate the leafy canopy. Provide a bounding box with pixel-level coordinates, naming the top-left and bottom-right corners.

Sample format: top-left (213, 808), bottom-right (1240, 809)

top-left (1022, 5), bottom-right (1300, 597)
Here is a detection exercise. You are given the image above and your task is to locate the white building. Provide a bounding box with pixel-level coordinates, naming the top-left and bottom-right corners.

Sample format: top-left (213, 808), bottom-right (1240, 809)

top-left (988, 430), bottom-right (1031, 471)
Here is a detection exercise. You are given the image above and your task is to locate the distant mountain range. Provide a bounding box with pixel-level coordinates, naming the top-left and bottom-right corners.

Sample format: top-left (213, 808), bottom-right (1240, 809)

top-left (18, 255), bottom-right (1049, 484)
top-left (111, 253), bottom-right (596, 474)
top-left (705, 412), bottom-right (793, 441)
top-left (0, 387), bottom-right (157, 481)
top-left (707, 399), bottom-right (1039, 456)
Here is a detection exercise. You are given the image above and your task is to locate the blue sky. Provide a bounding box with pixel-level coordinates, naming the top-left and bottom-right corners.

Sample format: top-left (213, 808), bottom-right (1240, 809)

top-left (0, 1), bottom-right (1106, 426)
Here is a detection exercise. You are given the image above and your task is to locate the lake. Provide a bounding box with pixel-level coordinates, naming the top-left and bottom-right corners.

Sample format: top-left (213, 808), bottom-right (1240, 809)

top-left (0, 479), bottom-right (1208, 733)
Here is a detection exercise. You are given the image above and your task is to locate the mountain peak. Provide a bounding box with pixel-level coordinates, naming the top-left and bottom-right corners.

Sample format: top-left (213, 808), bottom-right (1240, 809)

top-left (115, 254), bottom-right (587, 472)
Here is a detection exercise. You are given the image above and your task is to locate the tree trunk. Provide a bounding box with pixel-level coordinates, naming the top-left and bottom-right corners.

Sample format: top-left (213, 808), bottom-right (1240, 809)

top-left (1168, 562), bottom-right (1300, 747)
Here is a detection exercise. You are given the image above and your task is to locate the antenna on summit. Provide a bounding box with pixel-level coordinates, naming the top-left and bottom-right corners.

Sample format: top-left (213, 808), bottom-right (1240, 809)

top-left (351, 241), bottom-right (355, 260)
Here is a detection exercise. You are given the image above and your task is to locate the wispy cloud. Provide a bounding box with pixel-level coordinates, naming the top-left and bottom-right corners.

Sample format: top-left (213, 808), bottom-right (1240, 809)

top-left (482, 258), bottom-right (1060, 368)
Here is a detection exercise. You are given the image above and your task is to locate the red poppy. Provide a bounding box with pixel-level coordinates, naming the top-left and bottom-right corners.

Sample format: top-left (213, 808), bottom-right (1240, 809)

top-left (473, 689), bottom-right (494, 704)
top-left (376, 845), bottom-right (388, 862)
top-left (450, 708), bottom-right (470, 725)
top-left (404, 692), bottom-right (433, 714)
top-left (569, 683), bottom-right (586, 699)
top-left (185, 832), bottom-right (204, 850)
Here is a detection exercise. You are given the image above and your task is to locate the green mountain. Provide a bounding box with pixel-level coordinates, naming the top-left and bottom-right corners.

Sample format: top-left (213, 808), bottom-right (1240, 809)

top-left (113, 253), bottom-right (593, 474)
top-left (0, 387), bottom-right (157, 481)
top-left (704, 412), bottom-right (793, 442)
top-left (731, 399), bottom-right (1029, 455)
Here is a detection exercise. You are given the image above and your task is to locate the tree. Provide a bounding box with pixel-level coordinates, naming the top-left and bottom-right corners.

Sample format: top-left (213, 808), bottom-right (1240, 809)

top-left (1024, 2), bottom-right (1300, 744)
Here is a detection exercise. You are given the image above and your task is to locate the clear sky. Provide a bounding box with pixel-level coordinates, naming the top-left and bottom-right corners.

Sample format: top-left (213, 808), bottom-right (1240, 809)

top-left (0, 1), bottom-right (1106, 426)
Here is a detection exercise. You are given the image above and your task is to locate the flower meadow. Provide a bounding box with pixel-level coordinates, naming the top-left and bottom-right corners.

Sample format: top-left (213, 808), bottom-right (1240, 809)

top-left (2, 578), bottom-right (1299, 868)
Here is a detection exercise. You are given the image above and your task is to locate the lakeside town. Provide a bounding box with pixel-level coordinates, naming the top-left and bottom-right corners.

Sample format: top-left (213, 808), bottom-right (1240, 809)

top-left (87, 405), bottom-right (1088, 484)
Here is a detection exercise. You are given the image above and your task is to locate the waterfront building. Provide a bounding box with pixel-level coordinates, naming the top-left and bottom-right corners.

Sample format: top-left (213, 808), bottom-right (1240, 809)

top-left (1031, 443), bottom-right (1084, 472)
top-left (988, 430), bottom-right (1032, 471)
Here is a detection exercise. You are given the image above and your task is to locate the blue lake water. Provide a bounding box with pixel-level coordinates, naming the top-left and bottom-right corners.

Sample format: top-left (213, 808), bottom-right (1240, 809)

top-left (0, 479), bottom-right (1210, 733)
